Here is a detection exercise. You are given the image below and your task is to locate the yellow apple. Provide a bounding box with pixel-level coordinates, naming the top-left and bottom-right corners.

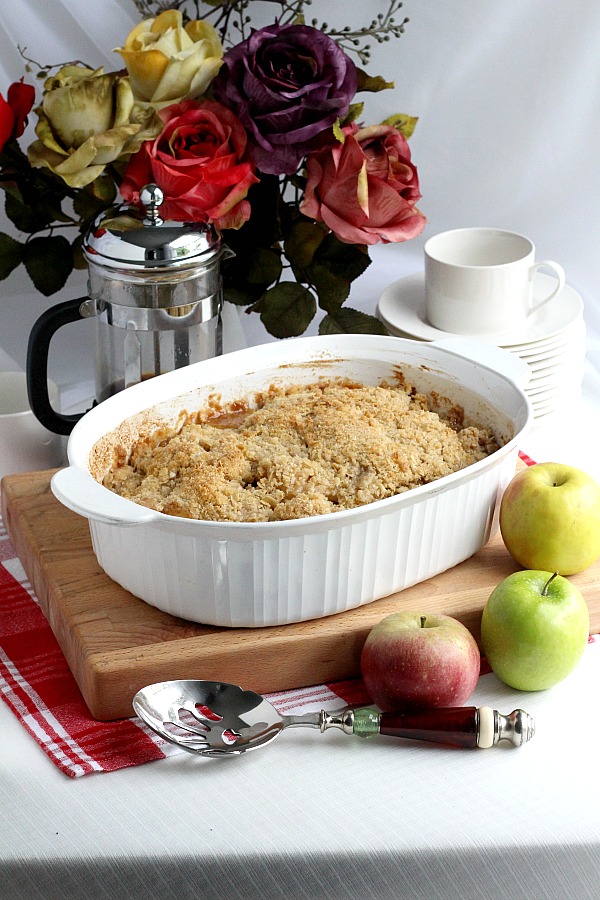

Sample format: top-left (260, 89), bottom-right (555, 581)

top-left (500, 462), bottom-right (600, 575)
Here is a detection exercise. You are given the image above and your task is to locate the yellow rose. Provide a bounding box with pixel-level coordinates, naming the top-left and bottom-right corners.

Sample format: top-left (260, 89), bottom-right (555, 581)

top-left (115, 10), bottom-right (223, 110)
top-left (27, 66), bottom-right (159, 189)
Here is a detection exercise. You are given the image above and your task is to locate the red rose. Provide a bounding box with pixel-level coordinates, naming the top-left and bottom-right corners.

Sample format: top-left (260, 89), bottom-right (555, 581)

top-left (301, 123), bottom-right (426, 245)
top-left (121, 99), bottom-right (259, 229)
top-left (0, 79), bottom-right (35, 152)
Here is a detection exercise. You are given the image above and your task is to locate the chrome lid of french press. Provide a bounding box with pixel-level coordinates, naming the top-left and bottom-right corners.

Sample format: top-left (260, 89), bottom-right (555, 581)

top-left (82, 184), bottom-right (223, 271)
top-left (80, 183), bottom-right (233, 318)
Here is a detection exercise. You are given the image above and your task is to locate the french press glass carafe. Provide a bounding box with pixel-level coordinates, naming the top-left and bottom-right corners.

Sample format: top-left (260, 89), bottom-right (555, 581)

top-left (27, 184), bottom-right (232, 435)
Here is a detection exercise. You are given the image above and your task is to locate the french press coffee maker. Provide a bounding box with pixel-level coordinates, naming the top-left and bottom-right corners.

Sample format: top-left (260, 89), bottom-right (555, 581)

top-left (27, 184), bottom-right (232, 435)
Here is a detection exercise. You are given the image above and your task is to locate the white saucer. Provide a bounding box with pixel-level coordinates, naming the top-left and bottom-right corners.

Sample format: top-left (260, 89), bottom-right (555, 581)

top-left (508, 320), bottom-right (583, 355)
top-left (515, 336), bottom-right (581, 364)
top-left (528, 373), bottom-right (583, 399)
top-left (519, 325), bottom-right (585, 365)
top-left (529, 360), bottom-right (584, 392)
top-left (507, 319), bottom-right (585, 358)
top-left (377, 272), bottom-right (584, 347)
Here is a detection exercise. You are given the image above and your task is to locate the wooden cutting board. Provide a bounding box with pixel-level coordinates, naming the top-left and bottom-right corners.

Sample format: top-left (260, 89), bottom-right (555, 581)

top-left (3, 468), bottom-right (600, 721)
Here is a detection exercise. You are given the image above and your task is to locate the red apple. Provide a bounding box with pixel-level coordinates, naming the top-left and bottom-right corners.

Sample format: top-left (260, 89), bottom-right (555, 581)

top-left (360, 611), bottom-right (481, 712)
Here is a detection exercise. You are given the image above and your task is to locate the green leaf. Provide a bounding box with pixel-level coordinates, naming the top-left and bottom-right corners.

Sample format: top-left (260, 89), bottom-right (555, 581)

top-left (257, 282), bottom-right (316, 338)
top-left (341, 102), bottom-right (364, 126)
top-left (306, 237), bottom-right (372, 311)
top-left (0, 232), bottom-right (23, 280)
top-left (284, 220), bottom-right (327, 272)
top-left (90, 175), bottom-right (118, 204)
top-left (223, 284), bottom-right (263, 307)
top-left (73, 189), bottom-right (109, 223)
top-left (356, 69), bottom-right (395, 93)
top-left (288, 172), bottom-right (307, 192)
top-left (381, 113), bottom-right (419, 140)
top-left (23, 235), bottom-right (74, 296)
top-left (229, 175), bottom-right (287, 246)
top-left (246, 247), bottom-right (283, 285)
top-left (319, 307), bottom-right (389, 335)
top-left (314, 234), bottom-right (372, 283)
top-left (0, 181), bottom-right (25, 204)
top-left (307, 262), bottom-right (351, 309)
top-left (221, 243), bottom-right (282, 297)
top-left (4, 175), bottom-right (72, 231)
top-left (5, 191), bottom-right (41, 233)
top-left (71, 232), bottom-right (87, 270)
top-left (332, 118), bottom-right (346, 143)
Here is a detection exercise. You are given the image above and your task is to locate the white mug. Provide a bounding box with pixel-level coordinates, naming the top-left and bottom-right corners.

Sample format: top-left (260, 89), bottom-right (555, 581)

top-left (0, 372), bottom-right (64, 481)
top-left (424, 228), bottom-right (565, 335)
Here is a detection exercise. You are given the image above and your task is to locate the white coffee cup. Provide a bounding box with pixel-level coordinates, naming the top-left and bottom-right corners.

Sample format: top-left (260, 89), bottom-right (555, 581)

top-left (424, 228), bottom-right (566, 336)
top-left (0, 372), bottom-right (64, 481)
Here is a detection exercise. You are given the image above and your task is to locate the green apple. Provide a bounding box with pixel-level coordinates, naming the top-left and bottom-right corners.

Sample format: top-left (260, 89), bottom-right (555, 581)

top-left (481, 570), bottom-right (589, 691)
top-left (500, 462), bottom-right (600, 575)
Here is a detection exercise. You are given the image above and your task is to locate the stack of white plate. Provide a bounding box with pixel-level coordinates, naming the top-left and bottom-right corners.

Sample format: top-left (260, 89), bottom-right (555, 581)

top-left (377, 272), bottom-right (585, 423)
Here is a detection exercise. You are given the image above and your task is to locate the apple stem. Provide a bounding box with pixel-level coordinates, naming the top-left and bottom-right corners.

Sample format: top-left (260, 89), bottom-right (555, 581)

top-left (420, 615), bottom-right (426, 629)
top-left (541, 572), bottom-right (559, 596)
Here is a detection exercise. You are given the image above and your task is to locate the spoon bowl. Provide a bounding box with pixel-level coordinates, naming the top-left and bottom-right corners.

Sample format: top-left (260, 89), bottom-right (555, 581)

top-left (134, 680), bottom-right (287, 757)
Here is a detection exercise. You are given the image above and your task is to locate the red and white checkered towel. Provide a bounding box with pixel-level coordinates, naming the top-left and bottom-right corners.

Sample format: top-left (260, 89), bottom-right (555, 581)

top-left (0, 452), bottom-right (542, 778)
top-left (0, 510), bottom-right (372, 777)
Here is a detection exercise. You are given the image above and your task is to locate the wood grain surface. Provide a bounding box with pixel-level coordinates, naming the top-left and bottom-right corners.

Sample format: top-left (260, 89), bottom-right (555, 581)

top-left (2, 468), bottom-right (600, 721)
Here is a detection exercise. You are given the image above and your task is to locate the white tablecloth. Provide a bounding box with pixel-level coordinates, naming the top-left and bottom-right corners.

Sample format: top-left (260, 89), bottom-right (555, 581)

top-left (2, 641), bottom-right (600, 899)
top-left (2, 2), bottom-right (600, 897)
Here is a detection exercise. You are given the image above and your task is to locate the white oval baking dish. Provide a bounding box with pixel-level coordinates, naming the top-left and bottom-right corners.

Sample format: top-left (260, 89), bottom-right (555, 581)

top-left (51, 334), bottom-right (532, 627)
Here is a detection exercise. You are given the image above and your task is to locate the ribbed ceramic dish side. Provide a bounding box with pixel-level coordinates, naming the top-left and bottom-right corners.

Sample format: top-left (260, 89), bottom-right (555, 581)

top-left (88, 447), bottom-right (516, 627)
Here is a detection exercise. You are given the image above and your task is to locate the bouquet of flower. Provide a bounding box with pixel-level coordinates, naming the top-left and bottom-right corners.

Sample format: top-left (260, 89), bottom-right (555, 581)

top-left (0, 0), bottom-right (425, 338)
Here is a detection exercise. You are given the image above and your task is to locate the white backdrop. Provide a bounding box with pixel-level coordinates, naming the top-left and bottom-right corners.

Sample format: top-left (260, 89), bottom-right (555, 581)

top-left (1, 0), bottom-right (599, 381)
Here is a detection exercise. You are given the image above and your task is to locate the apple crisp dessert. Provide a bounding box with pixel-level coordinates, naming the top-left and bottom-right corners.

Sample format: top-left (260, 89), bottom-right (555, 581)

top-left (101, 379), bottom-right (500, 522)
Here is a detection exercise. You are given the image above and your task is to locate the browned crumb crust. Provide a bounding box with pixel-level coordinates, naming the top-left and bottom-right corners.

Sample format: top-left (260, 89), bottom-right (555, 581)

top-left (102, 380), bottom-right (499, 522)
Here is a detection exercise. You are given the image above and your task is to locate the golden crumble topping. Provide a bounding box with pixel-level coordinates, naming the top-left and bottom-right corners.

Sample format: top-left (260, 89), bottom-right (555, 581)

top-left (102, 379), bottom-right (500, 522)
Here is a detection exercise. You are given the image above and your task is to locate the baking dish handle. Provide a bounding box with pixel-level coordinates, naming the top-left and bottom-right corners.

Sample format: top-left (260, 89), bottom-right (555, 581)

top-left (431, 337), bottom-right (531, 388)
top-left (51, 466), bottom-right (159, 527)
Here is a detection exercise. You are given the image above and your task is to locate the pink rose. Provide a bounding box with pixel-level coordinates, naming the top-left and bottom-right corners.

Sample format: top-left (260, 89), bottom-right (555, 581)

top-left (121, 99), bottom-right (259, 229)
top-left (301, 123), bottom-right (426, 245)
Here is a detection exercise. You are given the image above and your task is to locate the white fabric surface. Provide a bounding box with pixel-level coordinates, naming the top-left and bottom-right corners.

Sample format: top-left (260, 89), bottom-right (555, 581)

top-left (2, 1), bottom-right (600, 896)
top-left (1, 643), bottom-right (600, 899)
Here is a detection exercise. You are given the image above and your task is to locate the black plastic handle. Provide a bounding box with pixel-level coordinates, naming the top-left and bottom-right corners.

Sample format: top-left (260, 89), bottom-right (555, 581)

top-left (26, 297), bottom-right (90, 436)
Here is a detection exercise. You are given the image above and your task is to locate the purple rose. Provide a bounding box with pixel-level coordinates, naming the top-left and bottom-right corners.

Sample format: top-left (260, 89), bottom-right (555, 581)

top-left (213, 23), bottom-right (357, 175)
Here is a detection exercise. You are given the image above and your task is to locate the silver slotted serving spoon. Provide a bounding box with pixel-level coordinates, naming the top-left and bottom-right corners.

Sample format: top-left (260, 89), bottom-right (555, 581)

top-left (132, 680), bottom-right (535, 758)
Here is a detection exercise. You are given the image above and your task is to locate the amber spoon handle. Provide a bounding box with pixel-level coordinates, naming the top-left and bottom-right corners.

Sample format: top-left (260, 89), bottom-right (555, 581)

top-left (319, 705), bottom-right (535, 748)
